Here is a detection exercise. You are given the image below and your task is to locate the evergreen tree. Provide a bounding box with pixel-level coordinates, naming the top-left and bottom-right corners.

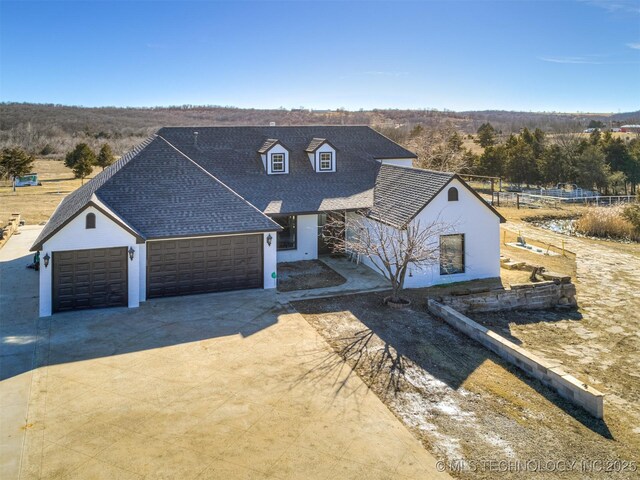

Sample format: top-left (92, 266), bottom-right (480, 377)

top-left (0, 147), bottom-right (35, 192)
top-left (96, 144), bottom-right (115, 170)
top-left (475, 123), bottom-right (496, 148)
top-left (65, 143), bottom-right (96, 184)
top-left (541, 144), bottom-right (572, 185)
top-left (474, 145), bottom-right (506, 177)
top-left (73, 158), bottom-right (94, 185)
top-left (574, 145), bottom-right (610, 191)
top-left (505, 137), bottom-right (540, 186)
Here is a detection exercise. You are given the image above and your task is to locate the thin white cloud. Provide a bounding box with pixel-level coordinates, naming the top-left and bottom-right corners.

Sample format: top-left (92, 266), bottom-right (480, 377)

top-left (361, 71), bottom-right (409, 77)
top-left (539, 56), bottom-right (604, 65)
top-left (539, 55), bottom-right (639, 65)
top-left (582, 0), bottom-right (640, 15)
top-left (627, 42), bottom-right (640, 49)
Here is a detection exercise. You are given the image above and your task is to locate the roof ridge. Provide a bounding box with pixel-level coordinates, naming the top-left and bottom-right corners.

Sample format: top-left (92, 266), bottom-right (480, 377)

top-left (155, 135), bottom-right (280, 228)
top-left (31, 135), bottom-right (157, 250)
top-left (380, 163), bottom-right (455, 176)
top-left (157, 125), bottom-right (374, 130)
top-left (365, 126), bottom-right (417, 159)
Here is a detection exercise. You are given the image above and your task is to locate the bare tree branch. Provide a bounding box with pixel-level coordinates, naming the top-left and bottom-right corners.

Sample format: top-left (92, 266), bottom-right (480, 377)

top-left (324, 209), bottom-right (455, 303)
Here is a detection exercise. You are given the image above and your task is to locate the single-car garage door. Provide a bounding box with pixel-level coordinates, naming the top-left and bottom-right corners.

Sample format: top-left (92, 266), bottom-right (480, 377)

top-left (53, 247), bottom-right (128, 312)
top-left (147, 234), bottom-right (263, 298)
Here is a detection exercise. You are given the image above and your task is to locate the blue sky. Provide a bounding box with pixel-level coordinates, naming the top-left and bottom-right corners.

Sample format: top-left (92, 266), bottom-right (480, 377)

top-left (1, 0), bottom-right (639, 112)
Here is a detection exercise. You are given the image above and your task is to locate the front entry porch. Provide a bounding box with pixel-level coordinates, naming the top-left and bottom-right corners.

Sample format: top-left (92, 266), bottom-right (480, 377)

top-left (277, 255), bottom-right (389, 302)
top-left (317, 211), bottom-right (345, 255)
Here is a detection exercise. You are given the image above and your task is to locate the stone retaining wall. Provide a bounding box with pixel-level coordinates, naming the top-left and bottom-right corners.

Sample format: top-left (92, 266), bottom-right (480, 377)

top-left (427, 300), bottom-right (604, 419)
top-left (0, 214), bottom-right (21, 250)
top-left (433, 281), bottom-right (577, 314)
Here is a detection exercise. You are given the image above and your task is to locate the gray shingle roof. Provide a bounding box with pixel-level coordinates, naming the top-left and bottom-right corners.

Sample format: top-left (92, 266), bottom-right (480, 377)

top-left (369, 164), bottom-right (455, 228)
top-left (257, 138), bottom-right (281, 154)
top-left (31, 137), bottom-right (155, 250)
top-left (31, 136), bottom-right (280, 250)
top-left (305, 138), bottom-right (326, 152)
top-left (157, 126), bottom-right (416, 215)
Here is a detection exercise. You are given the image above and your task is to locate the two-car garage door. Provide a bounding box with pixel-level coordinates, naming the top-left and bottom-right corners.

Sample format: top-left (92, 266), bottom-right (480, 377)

top-left (147, 234), bottom-right (263, 298)
top-left (50, 234), bottom-right (263, 313)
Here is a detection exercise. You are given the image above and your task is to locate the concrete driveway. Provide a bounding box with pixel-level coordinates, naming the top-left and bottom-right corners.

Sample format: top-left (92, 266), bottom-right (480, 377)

top-left (1, 226), bottom-right (449, 480)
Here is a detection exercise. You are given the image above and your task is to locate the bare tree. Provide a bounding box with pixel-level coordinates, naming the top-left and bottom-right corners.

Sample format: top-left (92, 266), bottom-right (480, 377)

top-left (406, 122), bottom-right (475, 173)
top-left (324, 211), bottom-right (453, 305)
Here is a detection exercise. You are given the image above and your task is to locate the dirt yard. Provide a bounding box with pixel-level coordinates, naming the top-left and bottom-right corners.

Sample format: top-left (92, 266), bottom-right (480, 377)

top-left (295, 291), bottom-right (639, 479)
top-left (0, 159), bottom-right (95, 226)
top-left (277, 259), bottom-right (347, 292)
top-left (495, 209), bottom-right (640, 442)
top-left (294, 205), bottom-right (640, 479)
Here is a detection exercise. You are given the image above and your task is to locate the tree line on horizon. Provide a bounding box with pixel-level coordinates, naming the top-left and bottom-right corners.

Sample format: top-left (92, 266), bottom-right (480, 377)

top-left (1, 102), bottom-right (637, 160)
top-left (382, 122), bottom-right (640, 195)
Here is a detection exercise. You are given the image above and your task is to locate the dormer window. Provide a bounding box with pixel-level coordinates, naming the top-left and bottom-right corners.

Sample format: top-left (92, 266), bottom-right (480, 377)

top-left (258, 139), bottom-right (289, 175)
top-left (305, 138), bottom-right (337, 173)
top-left (319, 152), bottom-right (333, 171)
top-left (271, 153), bottom-right (285, 173)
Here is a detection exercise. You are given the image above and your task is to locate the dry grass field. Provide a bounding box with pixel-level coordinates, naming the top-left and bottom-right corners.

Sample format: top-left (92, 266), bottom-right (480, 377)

top-left (0, 159), bottom-right (96, 226)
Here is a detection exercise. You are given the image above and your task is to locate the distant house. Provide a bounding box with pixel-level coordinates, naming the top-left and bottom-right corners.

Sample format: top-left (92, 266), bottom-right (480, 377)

top-left (32, 126), bottom-right (504, 316)
top-left (620, 125), bottom-right (640, 133)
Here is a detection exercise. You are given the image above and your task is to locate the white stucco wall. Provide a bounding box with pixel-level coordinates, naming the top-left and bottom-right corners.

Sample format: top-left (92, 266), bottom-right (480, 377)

top-left (138, 243), bottom-right (147, 301)
top-left (263, 231), bottom-right (278, 289)
top-left (39, 205), bottom-right (140, 317)
top-left (379, 158), bottom-right (414, 167)
top-left (277, 214), bottom-right (318, 262)
top-left (349, 178), bottom-right (500, 289)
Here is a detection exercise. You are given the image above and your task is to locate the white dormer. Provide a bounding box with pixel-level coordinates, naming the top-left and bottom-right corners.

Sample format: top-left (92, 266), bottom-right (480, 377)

top-left (258, 139), bottom-right (289, 175)
top-left (305, 138), bottom-right (336, 173)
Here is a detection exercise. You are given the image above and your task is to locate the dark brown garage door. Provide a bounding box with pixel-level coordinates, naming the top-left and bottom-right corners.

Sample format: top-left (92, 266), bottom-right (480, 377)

top-left (147, 235), bottom-right (263, 298)
top-left (53, 247), bottom-right (128, 312)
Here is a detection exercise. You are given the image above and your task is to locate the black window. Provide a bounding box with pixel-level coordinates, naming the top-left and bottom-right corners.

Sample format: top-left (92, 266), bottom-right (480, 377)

top-left (275, 215), bottom-right (297, 250)
top-left (440, 234), bottom-right (464, 275)
top-left (448, 187), bottom-right (459, 201)
top-left (86, 213), bottom-right (96, 229)
top-left (271, 153), bottom-right (285, 173)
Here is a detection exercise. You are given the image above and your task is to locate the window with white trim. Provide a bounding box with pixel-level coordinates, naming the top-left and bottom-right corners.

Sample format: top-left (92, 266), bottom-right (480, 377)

top-left (271, 153), bottom-right (285, 173)
top-left (319, 152), bottom-right (333, 171)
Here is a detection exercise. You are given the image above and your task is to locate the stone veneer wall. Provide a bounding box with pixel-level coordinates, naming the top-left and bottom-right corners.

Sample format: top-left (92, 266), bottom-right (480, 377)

top-left (427, 300), bottom-right (604, 419)
top-left (433, 281), bottom-right (577, 314)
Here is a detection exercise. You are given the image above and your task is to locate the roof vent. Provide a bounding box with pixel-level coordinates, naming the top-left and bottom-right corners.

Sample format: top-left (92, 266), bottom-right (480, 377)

top-left (269, 122), bottom-right (276, 127)
top-left (193, 131), bottom-right (199, 146)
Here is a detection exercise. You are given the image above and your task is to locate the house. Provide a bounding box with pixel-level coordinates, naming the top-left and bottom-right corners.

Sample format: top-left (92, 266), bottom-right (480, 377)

top-left (32, 126), bottom-right (504, 316)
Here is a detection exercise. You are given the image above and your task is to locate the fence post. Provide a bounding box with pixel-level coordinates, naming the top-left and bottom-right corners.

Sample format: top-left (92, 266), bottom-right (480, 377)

top-left (562, 240), bottom-right (565, 256)
top-left (516, 194), bottom-right (520, 210)
top-left (503, 230), bottom-right (506, 245)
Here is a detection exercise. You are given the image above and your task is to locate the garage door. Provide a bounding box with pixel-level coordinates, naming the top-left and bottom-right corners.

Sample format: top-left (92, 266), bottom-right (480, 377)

top-left (52, 247), bottom-right (128, 312)
top-left (147, 235), bottom-right (263, 298)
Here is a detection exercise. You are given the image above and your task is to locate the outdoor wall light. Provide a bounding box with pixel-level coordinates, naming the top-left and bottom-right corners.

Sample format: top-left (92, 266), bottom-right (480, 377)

top-left (128, 247), bottom-right (135, 261)
top-left (43, 253), bottom-right (50, 268)
top-left (266, 234), bottom-right (273, 247)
